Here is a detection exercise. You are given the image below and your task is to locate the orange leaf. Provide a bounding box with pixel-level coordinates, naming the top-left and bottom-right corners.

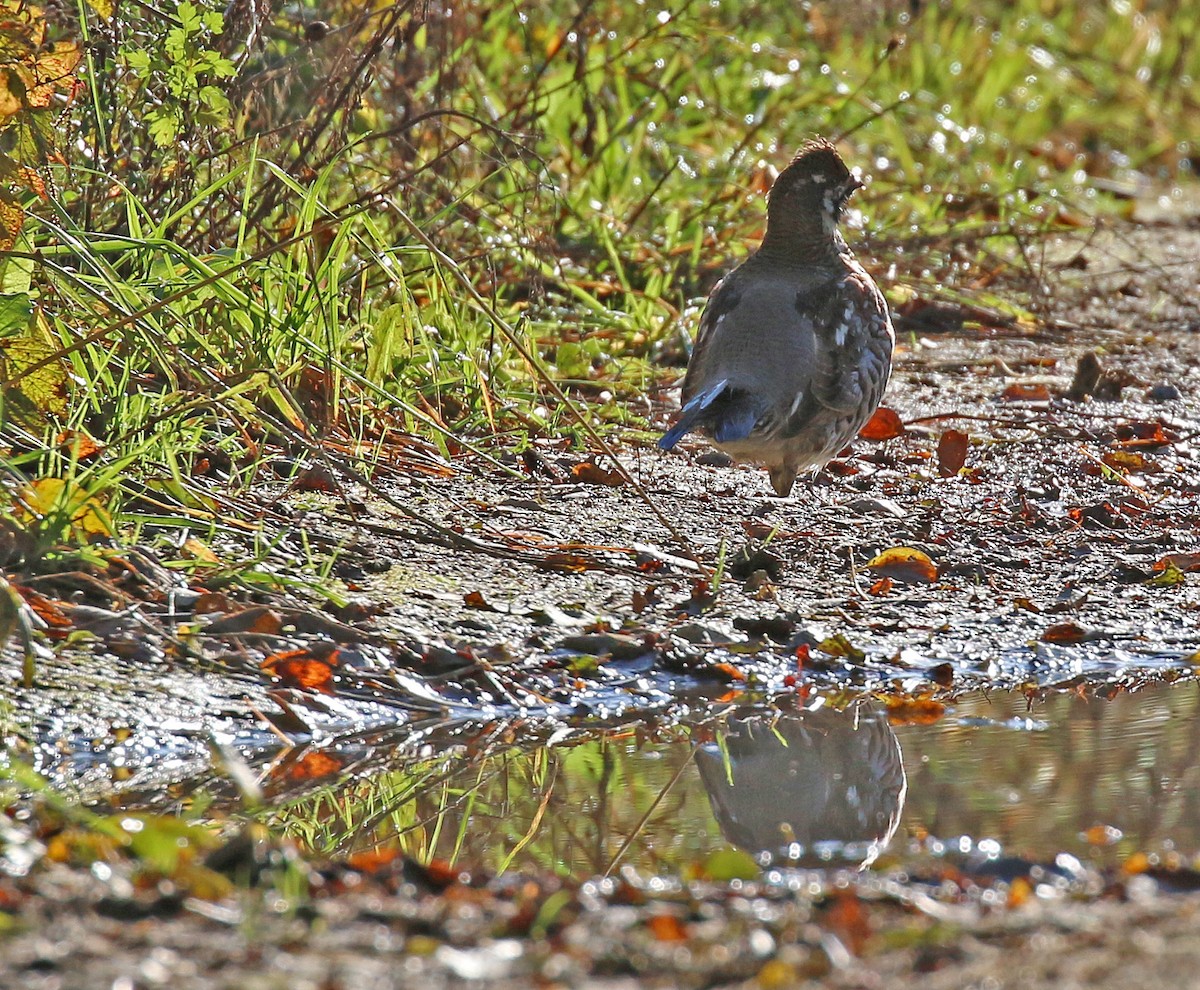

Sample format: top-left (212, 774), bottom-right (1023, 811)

top-left (571, 460), bottom-right (625, 487)
top-left (55, 429), bottom-right (104, 461)
top-left (937, 429), bottom-right (969, 476)
top-left (1154, 553), bottom-right (1200, 574)
top-left (868, 576), bottom-right (893, 596)
top-left (825, 891), bottom-right (871, 955)
top-left (866, 546), bottom-right (938, 584)
top-left (1007, 875), bottom-right (1033, 908)
top-left (858, 407), bottom-right (905, 441)
top-left (346, 848), bottom-right (402, 874)
top-left (884, 697), bottom-right (946, 725)
top-left (646, 913), bottom-right (689, 942)
top-left (1041, 621), bottom-right (1088, 644)
top-left (1000, 383), bottom-right (1051, 402)
top-left (1116, 421), bottom-right (1172, 448)
top-left (284, 751), bottom-right (344, 781)
top-left (712, 662), bottom-right (746, 682)
top-left (263, 649), bottom-right (338, 693)
top-left (1083, 824), bottom-right (1122, 847)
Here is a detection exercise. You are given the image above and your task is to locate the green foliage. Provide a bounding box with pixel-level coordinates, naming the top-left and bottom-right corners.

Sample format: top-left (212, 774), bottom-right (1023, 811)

top-left (123, 1), bottom-right (236, 147)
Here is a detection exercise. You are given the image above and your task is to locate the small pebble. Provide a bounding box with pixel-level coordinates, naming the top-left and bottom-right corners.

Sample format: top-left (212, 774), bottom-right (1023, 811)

top-left (1146, 383), bottom-right (1181, 402)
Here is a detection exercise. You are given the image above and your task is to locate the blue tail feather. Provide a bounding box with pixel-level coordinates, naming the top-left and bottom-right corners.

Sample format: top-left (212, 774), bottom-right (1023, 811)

top-left (659, 379), bottom-right (762, 450)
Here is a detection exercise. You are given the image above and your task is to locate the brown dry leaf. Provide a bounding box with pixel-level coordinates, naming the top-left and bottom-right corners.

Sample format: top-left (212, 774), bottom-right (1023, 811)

top-left (1041, 621), bottom-right (1088, 644)
top-left (858, 406), bottom-right (905, 441)
top-left (867, 576), bottom-right (893, 596)
top-left (884, 696), bottom-right (946, 726)
top-left (929, 662), bottom-right (954, 687)
top-left (1007, 875), bottom-right (1034, 908)
top-left (1155, 553), bottom-right (1200, 574)
top-left (1000, 383), bottom-right (1051, 402)
top-left (937, 429), bottom-right (969, 476)
top-left (206, 605), bottom-right (283, 636)
top-left (463, 590), bottom-right (494, 610)
top-left (1102, 450), bottom-right (1159, 474)
top-left (1116, 421), bottom-right (1172, 448)
top-left (825, 891), bottom-right (871, 956)
top-left (571, 460), bottom-right (625, 487)
top-left (539, 552), bottom-right (596, 572)
top-left (14, 585), bottom-right (71, 637)
top-left (646, 913), bottom-right (689, 942)
top-left (294, 465), bottom-right (338, 492)
top-left (0, 194), bottom-right (24, 251)
top-left (55, 430), bottom-right (103, 461)
top-left (866, 546), bottom-right (938, 584)
top-left (283, 751), bottom-right (344, 781)
top-left (193, 592), bottom-right (234, 615)
top-left (263, 648), bottom-right (338, 694)
top-left (711, 662), bottom-right (746, 682)
top-left (346, 847), bottom-right (402, 874)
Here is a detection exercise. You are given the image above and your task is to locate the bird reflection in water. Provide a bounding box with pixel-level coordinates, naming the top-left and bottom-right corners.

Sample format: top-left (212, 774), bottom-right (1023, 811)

top-left (695, 701), bottom-right (906, 868)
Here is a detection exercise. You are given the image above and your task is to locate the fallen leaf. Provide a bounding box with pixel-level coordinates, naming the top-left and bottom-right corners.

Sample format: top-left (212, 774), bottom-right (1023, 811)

top-left (1123, 851), bottom-right (1150, 875)
top-left (698, 847), bottom-right (760, 882)
top-left (282, 751), bottom-right (344, 781)
top-left (937, 429), bottom-right (969, 476)
top-left (1115, 421), bottom-right (1173, 448)
top-left (206, 606), bottom-right (283, 636)
top-left (571, 460), bottom-right (625, 487)
top-left (56, 430), bottom-right (104, 461)
top-left (884, 696), bottom-right (946, 725)
top-left (866, 546), bottom-right (938, 584)
top-left (262, 648), bottom-right (338, 693)
top-left (16, 477), bottom-right (112, 539)
top-left (1000, 383), bottom-right (1051, 402)
top-left (646, 913), bottom-right (688, 942)
top-left (346, 848), bottom-right (402, 874)
top-left (294, 465), bottom-right (338, 492)
top-left (1041, 621), bottom-right (1092, 644)
top-left (193, 592), bottom-right (235, 615)
top-left (1155, 553), bottom-right (1200, 573)
top-left (825, 891), bottom-right (871, 956)
top-left (929, 662), bottom-right (954, 687)
top-left (818, 633), bottom-right (866, 663)
top-left (1101, 450), bottom-right (1159, 474)
top-left (1147, 563), bottom-right (1186, 587)
top-left (464, 590), bottom-right (495, 610)
top-left (1007, 875), bottom-right (1033, 908)
top-left (867, 576), bottom-right (893, 596)
top-left (1083, 824), bottom-right (1122, 846)
top-left (858, 407), bottom-right (905, 441)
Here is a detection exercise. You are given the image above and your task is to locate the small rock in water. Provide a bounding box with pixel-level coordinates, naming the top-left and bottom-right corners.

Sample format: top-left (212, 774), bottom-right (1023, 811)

top-left (1146, 382), bottom-right (1182, 402)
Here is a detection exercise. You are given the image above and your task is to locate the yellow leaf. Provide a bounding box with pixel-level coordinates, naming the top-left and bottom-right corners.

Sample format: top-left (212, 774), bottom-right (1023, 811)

top-left (866, 546), bottom-right (938, 584)
top-left (16, 477), bottom-right (113, 539)
top-left (0, 315), bottom-right (69, 416)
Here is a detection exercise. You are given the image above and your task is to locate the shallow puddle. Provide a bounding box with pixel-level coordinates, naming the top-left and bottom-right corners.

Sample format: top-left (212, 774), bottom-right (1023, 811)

top-left (264, 680), bottom-right (1200, 881)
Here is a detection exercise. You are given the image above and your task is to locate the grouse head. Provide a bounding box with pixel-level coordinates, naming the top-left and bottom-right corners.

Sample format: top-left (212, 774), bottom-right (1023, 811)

top-left (763, 138), bottom-right (863, 258)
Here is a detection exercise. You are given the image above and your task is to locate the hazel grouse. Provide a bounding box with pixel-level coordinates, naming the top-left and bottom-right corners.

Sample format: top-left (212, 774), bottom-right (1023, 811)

top-left (659, 139), bottom-right (894, 496)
